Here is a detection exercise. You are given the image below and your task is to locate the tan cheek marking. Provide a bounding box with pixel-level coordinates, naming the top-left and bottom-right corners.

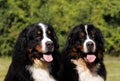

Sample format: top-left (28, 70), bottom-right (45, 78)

top-left (70, 45), bottom-right (84, 59)
top-left (72, 48), bottom-right (77, 52)
top-left (35, 45), bottom-right (42, 52)
top-left (76, 45), bottom-right (84, 52)
top-left (27, 48), bottom-right (35, 62)
top-left (71, 47), bottom-right (79, 58)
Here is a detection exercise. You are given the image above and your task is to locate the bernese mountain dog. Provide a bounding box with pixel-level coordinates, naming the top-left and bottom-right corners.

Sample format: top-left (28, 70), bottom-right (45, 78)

top-left (60, 24), bottom-right (106, 81)
top-left (4, 22), bottom-right (60, 81)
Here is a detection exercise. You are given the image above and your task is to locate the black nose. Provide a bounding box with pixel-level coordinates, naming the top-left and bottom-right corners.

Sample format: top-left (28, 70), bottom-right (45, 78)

top-left (86, 41), bottom-right (94, 52)
top-left (87, 41), bottom-right (94, 47)
top-left (46, 41), bottom-right (54, 49)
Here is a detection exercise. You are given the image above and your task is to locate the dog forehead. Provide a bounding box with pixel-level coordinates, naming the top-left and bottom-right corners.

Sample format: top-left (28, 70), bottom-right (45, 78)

top-left (38, 23), bottom-right (47, 29)
top-left (29, 23), bottom-right (50, 34)
top-left (85, 24), bottom-right (96, 32)
top-left (38, 23), bottom-right (54, 32)
top-left (70, 25), bottom-right (84, 35)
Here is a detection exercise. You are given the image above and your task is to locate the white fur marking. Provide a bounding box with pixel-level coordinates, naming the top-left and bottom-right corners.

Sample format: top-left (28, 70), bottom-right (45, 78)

top-left (38, 23), bottom-right (52, 53)
top-left (26, 64), bottom-right (56, 81)
top-left (84, 25), bottom-right (96, 53)
top-left (71, 59), bottom-right (104, 81)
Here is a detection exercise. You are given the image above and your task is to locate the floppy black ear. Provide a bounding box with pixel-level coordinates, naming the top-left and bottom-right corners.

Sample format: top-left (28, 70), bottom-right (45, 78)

top-left (12, 28), bottom-right (29, 64)
top-left (53, 29), bottom-right (59, 50)
top-left (96, 28), bottom-right (105, 52)
top-left (65, 25), bottom-right (82, 50)
top-left (14, 28), bottom-right (28, 52)
top-left (64, 32), bottom-right (75, 51)
top-left (67, 33), bottom-right (73, 48)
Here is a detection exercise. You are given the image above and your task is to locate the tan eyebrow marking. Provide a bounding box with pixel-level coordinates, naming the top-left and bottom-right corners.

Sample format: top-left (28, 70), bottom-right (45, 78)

top-left (81, 32), bottom-right (85, 37)
top-left (37, 31), bottom-right (41, 35)
top-left (48, 30), bottom-right (51, 34)
top-left (91, 31), bottom-right (95, 34)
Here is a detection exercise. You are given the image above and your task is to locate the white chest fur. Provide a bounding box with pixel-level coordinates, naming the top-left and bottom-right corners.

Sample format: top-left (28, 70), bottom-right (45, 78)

top-left (28, 66), bottom-right (56, 81)
top-left (71, 59), bottom-right (104, 81)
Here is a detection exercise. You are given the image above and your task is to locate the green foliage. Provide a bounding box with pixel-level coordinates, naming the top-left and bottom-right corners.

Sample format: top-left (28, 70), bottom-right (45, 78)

top-left (0, 0), bottom-right (120, 56)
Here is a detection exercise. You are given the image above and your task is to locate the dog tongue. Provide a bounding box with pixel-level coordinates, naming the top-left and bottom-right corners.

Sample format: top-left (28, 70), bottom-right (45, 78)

top-left (43, 54), bottom-right (53, 62)
top-left (87, 55), bottom-right (96, 63)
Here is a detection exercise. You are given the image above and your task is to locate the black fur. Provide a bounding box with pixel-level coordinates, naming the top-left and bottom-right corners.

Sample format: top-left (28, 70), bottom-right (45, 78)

top-left (4, 23), bottom-right (60, 81)
top-left (59, 24), bottom-right (106, 81)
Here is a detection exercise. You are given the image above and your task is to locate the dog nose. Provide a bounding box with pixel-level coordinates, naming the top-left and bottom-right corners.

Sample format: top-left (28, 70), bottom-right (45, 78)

top-left (87, 41), bottom-right (94, 47)
top-left (86, 41), bottom-right (94, 52)
top-left (46, 41), bottom-right (54, 49)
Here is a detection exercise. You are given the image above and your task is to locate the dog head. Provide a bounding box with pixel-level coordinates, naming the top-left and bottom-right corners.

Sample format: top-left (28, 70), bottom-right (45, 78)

top-left (65, 24), bottom-right (104, 63)
top-left (14, 22), bottom-right (59, 63)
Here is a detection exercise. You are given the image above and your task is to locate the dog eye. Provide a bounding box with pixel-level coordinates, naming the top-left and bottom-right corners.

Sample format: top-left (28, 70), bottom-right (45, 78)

top-left (79, 38), bottom-right (84, 41)
top-left (91, 31), bottom-right (95, 38)
top-left (47, 30), bottom-right (51, 34)
top-left (91, 34), bottom-right (95, 39)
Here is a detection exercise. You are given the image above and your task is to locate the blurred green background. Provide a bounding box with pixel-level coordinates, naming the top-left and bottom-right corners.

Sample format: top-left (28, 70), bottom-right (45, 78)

top-left (0, 0), bottom-right (120, 81)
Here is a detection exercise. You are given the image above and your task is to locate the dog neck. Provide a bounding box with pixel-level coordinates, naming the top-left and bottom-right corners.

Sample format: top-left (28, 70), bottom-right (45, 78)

top-left (26, 59), bottom-right (56, 81)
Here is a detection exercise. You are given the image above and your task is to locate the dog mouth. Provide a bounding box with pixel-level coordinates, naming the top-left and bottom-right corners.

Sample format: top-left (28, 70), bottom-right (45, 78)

top-left (41, 53), bottom-right (53, 62)
top-left (30, 48), bottom-right (53, 62)
top-left (86, 54), bottom-right (96, 63)
top-left (83, 53), bottom-right (96, 63)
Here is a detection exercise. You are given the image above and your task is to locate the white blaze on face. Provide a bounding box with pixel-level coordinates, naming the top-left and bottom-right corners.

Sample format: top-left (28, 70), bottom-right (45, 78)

top-left (83, 25), bottom-right (96, 53)
top-left (38, 23), bottom-right (52, 53)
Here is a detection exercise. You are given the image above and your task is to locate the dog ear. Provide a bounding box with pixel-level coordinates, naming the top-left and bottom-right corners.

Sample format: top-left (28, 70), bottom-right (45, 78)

top-left (14, 28), bottom-right (28, 52)
top-left (65, 25), bottom-right (81, 50)
top-left (65, 32), bottom-right (75, 50)
top-left (96, 28), bottom-right (105, 52)
top-left (12, 27), bottom-right (29, 64)
top-left (53, 29), bottom-right (59, 50)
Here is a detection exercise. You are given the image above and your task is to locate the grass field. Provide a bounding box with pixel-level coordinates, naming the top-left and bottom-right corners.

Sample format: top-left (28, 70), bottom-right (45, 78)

top-left (0, 55), bottom-right (120, 81)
